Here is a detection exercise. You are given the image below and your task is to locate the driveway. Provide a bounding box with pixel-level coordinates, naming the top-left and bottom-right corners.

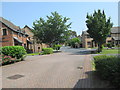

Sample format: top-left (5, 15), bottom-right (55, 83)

top-left (2, 47), bottom-right (109, 88)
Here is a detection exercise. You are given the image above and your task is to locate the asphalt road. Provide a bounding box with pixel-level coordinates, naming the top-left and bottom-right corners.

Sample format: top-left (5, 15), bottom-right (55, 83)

top-left (2, 47), bottom-right (108, 88)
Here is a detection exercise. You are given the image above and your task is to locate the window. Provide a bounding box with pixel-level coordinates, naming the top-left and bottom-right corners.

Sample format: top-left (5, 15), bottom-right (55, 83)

top-left (23, 35), bottom-right (26, 38)
top-left (38, 47), bottom-right (40, 49)
top-left (2, 29), bottom-right (7, 35)
top-left (87, 42), bottom-right (91, 45)
top-left (28, 37), bottom-right (30, 40)
top-left (87, 35), bottom-right (91, 38)
top-left (107, 41), bottom-right (111, 43)
top-left (18, 33), bottom-right (22, 37)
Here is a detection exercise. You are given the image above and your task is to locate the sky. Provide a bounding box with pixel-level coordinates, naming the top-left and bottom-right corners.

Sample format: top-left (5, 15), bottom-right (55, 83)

top-left (1, 2), bottom-right (118, 35)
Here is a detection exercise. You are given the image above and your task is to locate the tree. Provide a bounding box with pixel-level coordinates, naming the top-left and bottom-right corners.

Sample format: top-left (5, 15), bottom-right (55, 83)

top-left (32, 11), bottom-right (72, 47)
top-left (86, 10), bottom-right (113, 52)
top-left (68, 30), bottom-right (77, 39)
top-left (68, 37), bottom-right (80, 48)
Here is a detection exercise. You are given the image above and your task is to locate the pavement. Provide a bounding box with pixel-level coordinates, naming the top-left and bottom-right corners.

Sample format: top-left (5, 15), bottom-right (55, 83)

top-left (2, 46), bottom-right (110, 88)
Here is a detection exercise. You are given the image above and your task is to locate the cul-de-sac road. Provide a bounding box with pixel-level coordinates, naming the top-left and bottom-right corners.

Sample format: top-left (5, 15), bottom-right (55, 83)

top-left (2, 47), bottom-right (109, 88)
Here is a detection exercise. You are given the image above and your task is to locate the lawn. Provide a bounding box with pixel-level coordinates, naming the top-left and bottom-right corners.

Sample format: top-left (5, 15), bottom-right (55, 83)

top-left (99, 49), bottom-right (119, 54)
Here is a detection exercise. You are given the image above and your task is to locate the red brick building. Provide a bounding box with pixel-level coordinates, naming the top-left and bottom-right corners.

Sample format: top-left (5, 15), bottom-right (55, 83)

top-left (0, 17), bottom-right (49, 53)
top-left (0, 17), bottom-right (28, 48)
top-left (22, 25), bottom-right (48, 53)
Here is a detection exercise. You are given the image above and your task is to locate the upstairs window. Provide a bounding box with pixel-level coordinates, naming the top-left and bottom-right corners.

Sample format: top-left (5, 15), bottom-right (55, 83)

top-left (2, 29), bottom-right (7, 36)
top-left (87, 35), bottom-right (91, 38)
top-left (18, 33), bottom-right (22, 37)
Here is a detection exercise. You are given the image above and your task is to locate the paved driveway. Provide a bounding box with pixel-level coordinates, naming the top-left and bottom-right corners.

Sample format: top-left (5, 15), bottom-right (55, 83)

top-left (2, 47), bottom-right (109, 88)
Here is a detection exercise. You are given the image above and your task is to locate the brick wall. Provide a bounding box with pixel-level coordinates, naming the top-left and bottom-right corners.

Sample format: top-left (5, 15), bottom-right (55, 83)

top-left (1, 23), bottom-right (13, 46)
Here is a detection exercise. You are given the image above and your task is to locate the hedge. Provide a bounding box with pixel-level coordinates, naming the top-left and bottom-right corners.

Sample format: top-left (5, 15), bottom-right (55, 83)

top-left (94, 55), bottom-right (120, 88)
top-left (42, 48), bottom-right (53, 54)
top-left (53, 45), bottom-right (62, 50)
top-left (1, 46), bottom-right (27, 65)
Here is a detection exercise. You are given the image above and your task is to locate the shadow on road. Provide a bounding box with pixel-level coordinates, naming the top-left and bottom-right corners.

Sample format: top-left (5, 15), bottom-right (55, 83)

top-left (68, 51), bottom-right (92, 55)
top-left (73, 71), bottom-right (114, 88)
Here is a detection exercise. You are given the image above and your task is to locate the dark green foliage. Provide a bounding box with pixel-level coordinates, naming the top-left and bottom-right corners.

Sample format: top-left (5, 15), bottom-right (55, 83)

top-left (2, 46), bottom-right (26, 59)
top-left (94, 55), bottom-right (120, 87)
top-left (42, 48), bottom-right (53, 54)
top-left (32, 11), bottom-right (72, 46)
top-left (107, 43), bottom-right (112, 48)
top-left (86, 10), bottom-right (113, 52)
top-left (53, 45), bottom-right (62, 50)
top-left (68, 38), bottom-right (80, 48)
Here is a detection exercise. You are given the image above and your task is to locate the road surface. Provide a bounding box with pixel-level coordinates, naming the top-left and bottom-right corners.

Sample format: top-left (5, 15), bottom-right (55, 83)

top-left (2, 47), bottom-right (109, 88)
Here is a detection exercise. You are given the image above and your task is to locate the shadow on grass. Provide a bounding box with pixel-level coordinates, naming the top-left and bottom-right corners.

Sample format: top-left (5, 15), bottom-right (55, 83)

top-left (73, 71), bottom-right (115, 88)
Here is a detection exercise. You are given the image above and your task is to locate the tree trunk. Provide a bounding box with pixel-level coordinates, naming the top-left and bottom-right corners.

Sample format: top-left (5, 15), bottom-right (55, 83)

top-left (98, 43), bottom-right (102, 53)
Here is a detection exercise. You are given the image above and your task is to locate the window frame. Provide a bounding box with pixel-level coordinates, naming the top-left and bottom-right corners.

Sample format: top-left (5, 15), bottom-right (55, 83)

top-left (2, 28), bottom-right (8, 36)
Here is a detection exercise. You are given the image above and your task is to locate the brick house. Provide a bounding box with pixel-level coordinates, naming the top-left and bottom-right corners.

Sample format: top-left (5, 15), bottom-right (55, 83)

top-left (81, 27), bottom-right (120, 48)
top-left (111, 27), bottom-right (120, 46)
top-left (0, 17), bottom-right (28, 48)
top-left (22, 25), bottom-right (48, 53)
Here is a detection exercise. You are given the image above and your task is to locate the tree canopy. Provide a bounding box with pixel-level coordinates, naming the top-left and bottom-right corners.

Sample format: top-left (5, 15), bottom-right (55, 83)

top-left (68, 37), bottom-right (81, 48)
top-left (32, 11), bottom-right (72, 46)
top-left (86, 9), bottom-right (113, 52)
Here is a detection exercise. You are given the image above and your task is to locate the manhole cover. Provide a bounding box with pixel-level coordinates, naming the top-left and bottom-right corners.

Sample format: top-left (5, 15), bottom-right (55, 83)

top-left (77, 66), bottom-right (83, 69)
top-left (7, 74), bottom-right (24, 80)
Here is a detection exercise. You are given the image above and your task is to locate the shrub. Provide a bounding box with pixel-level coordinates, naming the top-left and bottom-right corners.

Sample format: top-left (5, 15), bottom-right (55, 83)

top-left (53, 45), bottom-right (62, 50)
top-left (42, 48), bottom-right (53, 54)
top-left (107, 43), bottom-right (112, 48)
top-left (2, 46), bottom-right (27, 59)
top-left (94, 55), bottom-right (120, 87)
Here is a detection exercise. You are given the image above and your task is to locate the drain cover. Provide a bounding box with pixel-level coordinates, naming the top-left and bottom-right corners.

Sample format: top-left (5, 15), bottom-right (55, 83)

top-left (7, 74), bottom-right (24, 80)
top-left (77, 66), bottom-right (83, 69)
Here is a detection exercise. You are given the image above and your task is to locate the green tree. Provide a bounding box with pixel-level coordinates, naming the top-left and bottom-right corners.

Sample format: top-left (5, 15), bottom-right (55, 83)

top-left (68, 37), bottom-right (80, 48)
top-left (32, 11), bottom-right (72, 47)
top-left (86, 10), bottom-right (113, 52)
top-left (68, 30), bottom-right (77, 39)
top-left (64, 30), bottom-right (77, 46)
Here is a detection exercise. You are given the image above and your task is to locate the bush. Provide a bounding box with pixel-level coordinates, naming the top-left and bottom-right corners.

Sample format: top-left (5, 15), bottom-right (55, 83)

top-left (53, 45), bottom-right (62, 50)
top-left (2, 46), bottom-right (27, 59)
top-left (42, 48), bottom-right (53, 54)
top-left (107, 43), bottom-right (112, 48)
top-left (94, 55), bottom-right (120, 87)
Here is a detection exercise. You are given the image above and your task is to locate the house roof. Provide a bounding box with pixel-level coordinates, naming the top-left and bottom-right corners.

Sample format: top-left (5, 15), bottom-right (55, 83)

top-left (0, 17), bottom-right (19, 30)
top-left (82, 31), bottom-right (89, 35)
top-left (111, 27), bottom-right (120, 34)
top-left (112, 37), bottom-right (120, 40)
top-left (0, 17), bottom-right (28, 36)
top-left (82, 27), bottom-right (120, 35)
top-left (13, 37), bottom-right (23, 43)
top-left (22, 25), bottom-right (33, 33)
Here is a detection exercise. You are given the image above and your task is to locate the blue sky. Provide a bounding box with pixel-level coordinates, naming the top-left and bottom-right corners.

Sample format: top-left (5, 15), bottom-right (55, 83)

top-left (2, 2), bottom-right (118, 35)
